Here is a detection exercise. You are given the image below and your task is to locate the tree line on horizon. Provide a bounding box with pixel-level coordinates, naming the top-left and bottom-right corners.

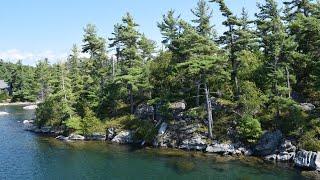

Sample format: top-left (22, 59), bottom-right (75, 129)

top-left (0, 0), bottom-right (320, 150)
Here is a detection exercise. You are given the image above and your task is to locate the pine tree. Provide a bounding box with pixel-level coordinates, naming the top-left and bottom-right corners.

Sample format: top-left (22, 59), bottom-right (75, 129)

top-left (283, 0), bottom-right (314, 20)
top-left (191, 0), bottom-right (215, 38)
top-left (109, 13), bottom-right (151, 114)
top-left (289, 11), bottom-right (320, 101)
top-left (81, 24), bottom-right (108, 110)
top-left (138, 34), bottom-right (156, 63)
top-left (158, 10), bottom-right (183, 62)
top-left (174, 19), bottom-right (228, 138)
top-left (35, 58), bottom-right (52, 101)
top-left (67, 45), bottom-right (83, 103)
top-left (256, 0), bottom-right (297, 121)
top-left (211, 0), bottom-right (242, 99)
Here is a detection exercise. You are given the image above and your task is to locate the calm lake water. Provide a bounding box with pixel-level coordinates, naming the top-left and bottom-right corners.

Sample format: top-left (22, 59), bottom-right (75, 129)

top-left (0, 105), bottom-right (307, 180)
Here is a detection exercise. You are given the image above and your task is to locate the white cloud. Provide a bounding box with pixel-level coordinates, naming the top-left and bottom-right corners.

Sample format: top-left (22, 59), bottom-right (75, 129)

top-left (0, 49), bottom-right (68, 65)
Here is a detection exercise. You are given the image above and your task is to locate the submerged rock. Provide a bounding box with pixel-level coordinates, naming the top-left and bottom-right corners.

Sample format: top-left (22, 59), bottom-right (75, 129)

top-left (68, 134), bottom-right (85, 141)
top-left (264, 154), bottom-right (277, 161)
top-left (173, 160), bottom-right (196, 173)
top-left (112, 131), bottom-right (133, 144)
top-left (23, 120), bottom-right (34, 124)
top-left (0, 111), bottom-right (9, 115)
top-left (294, 150), bottom-right (320, 171)
top-left (23, 105), bottom-right (38, 110)
top-left (255, 130), bottom-right (283, 156)
top-left (86, 133), bottom-right (106, 141)
top-left (55, 135), bottom-right (69, 141)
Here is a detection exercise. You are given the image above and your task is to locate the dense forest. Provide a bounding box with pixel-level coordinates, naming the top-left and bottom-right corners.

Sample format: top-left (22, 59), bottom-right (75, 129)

top-left (1, 0), bottom-right (320, 151)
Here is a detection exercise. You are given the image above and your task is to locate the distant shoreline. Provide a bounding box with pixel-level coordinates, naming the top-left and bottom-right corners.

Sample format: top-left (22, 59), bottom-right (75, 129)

top-left (0, 102), bottom-right (37, 106)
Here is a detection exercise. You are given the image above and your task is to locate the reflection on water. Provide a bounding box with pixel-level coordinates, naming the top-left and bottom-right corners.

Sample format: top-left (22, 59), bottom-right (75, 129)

top-left (0, 105), bottom-right (306, 180)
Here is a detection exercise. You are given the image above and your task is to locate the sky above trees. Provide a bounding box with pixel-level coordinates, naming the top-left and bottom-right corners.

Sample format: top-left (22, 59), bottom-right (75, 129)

top-left (0, 0), bottom-right (273, 65)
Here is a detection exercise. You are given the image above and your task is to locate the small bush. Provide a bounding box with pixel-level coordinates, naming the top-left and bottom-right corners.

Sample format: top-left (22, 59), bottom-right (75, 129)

top-left (80, 107), bottom-right (105, 135)
top-left (299, 130), bottom-right (320, 151)
top-left (65, 116), bottom-right (82, 134)
top-left (237, 115), bottom-right (262, 144)
top-left (185, 107), bottom-right (206, 120)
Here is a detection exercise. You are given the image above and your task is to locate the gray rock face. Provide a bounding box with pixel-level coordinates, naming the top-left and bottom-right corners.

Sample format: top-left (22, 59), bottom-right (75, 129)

top-left (153, 121), bottom-right (206, 149)
top-left (237, 147), bottom-right (253, 156)
top-left (206, 143), bottom-right (235, 155)
top-left (135, 103), bottom-right (154, 119)
top-left (158, 122), bottom-right (167, 135)
top-left (277, 152), bottom-right (296, 161)
top-left (280, 140), bottom-right (297, 153)
top-left (179, 124), bottom-right (201, 134)
top-left (179, 134), bottom-right (207, 150)
top-left (153, 129), bottom-right (178, 148)
top-left (294, 150), bottom-right (320, 171)
top-left (170, 101), bottom-right (186, 111)
top-left (68, 134), bottom-right (85, 141)
top-left (107, 128), bottom-right (116, 140)
top-left (300, 103), bottom-right (316, 112)
top-left (112, 131), bottom-right (133, 144)
top-left (263, 139), bottom-right (297, 162)
top-left (255, 130), bottom-right (283, 156)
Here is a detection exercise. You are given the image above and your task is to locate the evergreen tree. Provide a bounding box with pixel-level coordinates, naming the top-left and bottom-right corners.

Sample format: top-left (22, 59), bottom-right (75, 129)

top-left (211, 0), bottom-right (243, 99)
top-left (256, 0), bottom-right (297, 121)
top-left (35, 58), bottom-right (52, 101)
top-left (284, 0), bottom-right (314, 20)
top-left (138, 34), bottom-right (156, 63)
top-left (67, 45), bottom-right (83, 104)
top-left (191, 0), bottom-right (215, 38)
top-left (109, 13), bottom-right (151, 114)
top-left (81, 24), bottom-right (108, 110)
top-left (289, 12), bottom-right (320, 101)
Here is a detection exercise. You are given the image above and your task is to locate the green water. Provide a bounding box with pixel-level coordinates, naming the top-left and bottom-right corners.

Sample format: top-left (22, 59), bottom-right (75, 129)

top-left (0, 105), bottom-right (306, 180)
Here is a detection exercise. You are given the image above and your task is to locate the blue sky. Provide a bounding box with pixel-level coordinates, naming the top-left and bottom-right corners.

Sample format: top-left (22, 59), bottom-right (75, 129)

top-left (0, 0), bottom-right (272, 65)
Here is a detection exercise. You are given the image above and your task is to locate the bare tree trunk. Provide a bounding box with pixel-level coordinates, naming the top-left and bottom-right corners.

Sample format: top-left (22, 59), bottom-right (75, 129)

top-left (234, 74), bottom-right (240, 99)
top-left (196, 80), bottom-right (200, 107)
top-left (286, 66), bottom-right (291, 98)
top-left (61, 67), bottom-right (67, 101)
top-left (128, 84), bottom-right (134, 114)
top-left (204, 83), bottom-right (213, 139)
top-left (112, 57), bottom-right (115, 78)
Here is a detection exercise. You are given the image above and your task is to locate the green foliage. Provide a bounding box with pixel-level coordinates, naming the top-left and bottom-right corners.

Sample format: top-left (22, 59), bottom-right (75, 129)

top-left (65, 116), bottom-right (82, 134)
top-left (0, 91), bottom-right (9, 102)
top-left (35, 97), bottom-right (66, 127)
top-left (239, 81), bottom-right (267, 115)
top-left (299, 130), bottom-right (320, 151)
top-left (80, 107), bottom-right (104, 135)
top-left (237, 115), bottom-right (262, 144)
top-left (185, 107), bottom-right (206, 120)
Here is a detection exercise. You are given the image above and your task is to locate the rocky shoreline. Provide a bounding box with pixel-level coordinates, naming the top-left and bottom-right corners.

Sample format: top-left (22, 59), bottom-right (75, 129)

top-left (23, 119), bottom-right (320, 175)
